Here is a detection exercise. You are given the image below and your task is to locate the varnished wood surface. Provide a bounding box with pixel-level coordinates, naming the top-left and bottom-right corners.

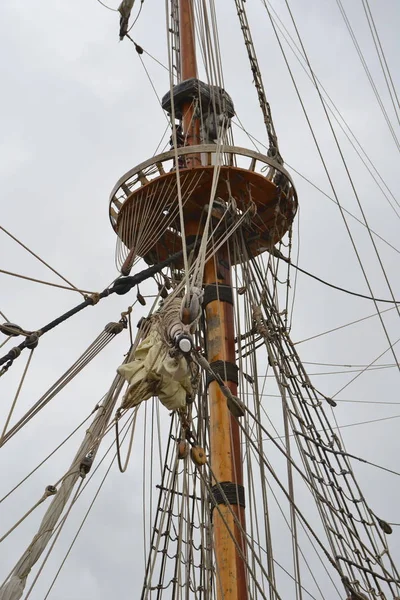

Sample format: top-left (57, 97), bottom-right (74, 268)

top-left (205, 248), bottom-right (248, 600)
top-left (115, 164), bottom-right (296, 265)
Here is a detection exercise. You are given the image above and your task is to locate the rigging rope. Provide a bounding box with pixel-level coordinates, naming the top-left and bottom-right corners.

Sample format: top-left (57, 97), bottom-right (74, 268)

top-left (0, 242), bottom-right (197, 373)
top-left (0, 406), bottom-right (99, 505)
top-left (261, 0), bottom-right (400, 373)
top-left (361, 0), bottom-right (400, 120)
top-left (38, 412), bottom-right (137, 598)
top-left (259, 0), bottom-right (400, 217)
top-left (165, 0), bottom-right (191, 295)
top-left (20, 409), bottom-right (137, 598)
top-left (0, 321), bottom-right (125, 448)
top-left (266, 414), bottom-right (400, 442)
top-left (237, 237), bottom-right (400, 593)
top-left (275, 251), bottom-right (400, 304)
top-left (95, 0), bottom-right (118, 10)
top-left (297, 432), bottom-right (400, 479)
top-left (115, 406), bottom-right (139, 472)
top-left (0, 225), bottom-right (86, 298)
top-left (0, 268), bottom-right (94, 294)
top-left (23, 480), bottom-right (85, 600)
top-left (234, 0), bottom-right (283, 163)
top-left (231, 119), bottom-right (400, 255)
top-left (332, 336), bottom-right (400, 399)
top-left (0, 350), bottom-right (34, 442)
top-left (295, 305), bottom-right (396, 345)
top-left (0, 359), bottom-right (131, 600)
top-left (283, 0), bottom-right (400, 323)
top-left (336, 0), bottom-right (400, 151)
top-left (194, 350), bottom-right (369, 590)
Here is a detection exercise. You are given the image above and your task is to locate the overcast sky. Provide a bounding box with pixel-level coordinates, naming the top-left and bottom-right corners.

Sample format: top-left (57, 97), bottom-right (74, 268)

top-left (0, 0), bottom-right (399, 598)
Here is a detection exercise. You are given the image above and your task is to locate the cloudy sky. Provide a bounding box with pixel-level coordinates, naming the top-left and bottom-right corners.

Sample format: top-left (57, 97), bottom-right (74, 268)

top-left (0, 0), bottom-right (399, 598)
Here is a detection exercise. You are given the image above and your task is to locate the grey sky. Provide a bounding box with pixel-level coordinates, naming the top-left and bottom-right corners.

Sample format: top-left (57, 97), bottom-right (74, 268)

top-left (0, 0), bottom-right (399, 597)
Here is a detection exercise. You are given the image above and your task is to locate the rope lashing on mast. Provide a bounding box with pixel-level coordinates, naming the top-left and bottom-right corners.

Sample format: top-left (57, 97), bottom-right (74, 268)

top-left (209, 482), bottom-right (246, 515)
top-left (0, 241), bottom-right (198, 374)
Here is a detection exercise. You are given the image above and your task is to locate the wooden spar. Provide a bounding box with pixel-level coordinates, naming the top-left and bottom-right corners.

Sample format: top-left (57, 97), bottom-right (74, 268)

top-left (204, 256), bottom-right (248, 599)
top-left (179, 0), bottom-right (197, 87)
top-left (179, 1), bottom-right (248, 597)
top-left (179, 0), bottom-right (200, 167)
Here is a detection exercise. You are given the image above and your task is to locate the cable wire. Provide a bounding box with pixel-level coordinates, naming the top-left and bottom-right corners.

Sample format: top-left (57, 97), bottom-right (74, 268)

top-left (286, 258), bottom-right (400, 304)
top-left (0, 225), bottom-right (86, 298)
top-left (95, 0), bottom-right (118, 11)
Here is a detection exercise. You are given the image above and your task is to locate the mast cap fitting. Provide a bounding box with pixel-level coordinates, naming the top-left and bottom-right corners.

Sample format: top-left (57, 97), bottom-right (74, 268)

top-left (161, 78), bottom-right (235, 120)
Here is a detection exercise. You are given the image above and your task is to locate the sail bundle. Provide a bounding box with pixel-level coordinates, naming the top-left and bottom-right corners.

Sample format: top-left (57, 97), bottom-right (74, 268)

top-left (118, 293), bottom-right (201, 411)
top-left (118, 0), bottom-right (135, 40)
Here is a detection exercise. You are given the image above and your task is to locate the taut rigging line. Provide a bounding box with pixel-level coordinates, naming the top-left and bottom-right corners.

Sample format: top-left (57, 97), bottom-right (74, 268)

top-left (0, 242), bottom-right (198, 374)
top-left (1, 240), bottom-right (399, 375)
top-left (273, 249), bottom-right (400, 305)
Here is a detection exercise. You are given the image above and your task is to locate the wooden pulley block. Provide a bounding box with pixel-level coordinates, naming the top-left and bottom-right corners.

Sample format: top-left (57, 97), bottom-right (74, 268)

top-left (190, 445), bottom-right (207, 466)
top-left (137, 292), bottom-right (146, 306)
top-left (181, 306), bottom-right (191, 325)
top-left (177, 440), bottom-right (189, 460)
top-left (227, 395), bottom-right (245, 418)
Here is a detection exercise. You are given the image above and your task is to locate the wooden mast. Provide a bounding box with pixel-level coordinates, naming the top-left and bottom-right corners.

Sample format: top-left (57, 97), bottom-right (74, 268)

top-left (179, 0), bottom-right (200, 167)
top-left (179, 1), bottom-right (248, 598)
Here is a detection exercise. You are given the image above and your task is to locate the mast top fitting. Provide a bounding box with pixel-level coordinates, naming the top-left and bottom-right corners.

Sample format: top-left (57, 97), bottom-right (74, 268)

top-left (161, 78), bottom-right (235, 121)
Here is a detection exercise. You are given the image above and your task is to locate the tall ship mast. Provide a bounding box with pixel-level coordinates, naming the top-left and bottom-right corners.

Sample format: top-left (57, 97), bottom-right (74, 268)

top-left (0, 1), bottom-right (399, 599)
